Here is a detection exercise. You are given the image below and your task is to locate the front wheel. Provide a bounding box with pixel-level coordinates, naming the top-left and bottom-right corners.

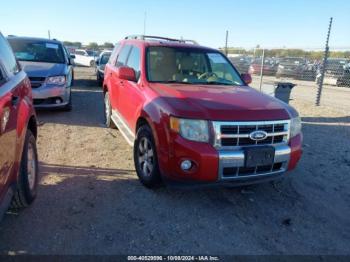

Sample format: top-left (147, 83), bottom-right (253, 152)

top-left (134, 125), bottom-right (162, 188)
top-left (11, 130), bottom-right (39, 209)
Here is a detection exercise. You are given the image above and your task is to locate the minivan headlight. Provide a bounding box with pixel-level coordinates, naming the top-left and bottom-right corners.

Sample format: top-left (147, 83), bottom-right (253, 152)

top-left (46, 76), bottom-right (66, 85)
top-left (170, 117), bottom-right (209, 142)
top-left (290, 116), bottom-right (302, 137)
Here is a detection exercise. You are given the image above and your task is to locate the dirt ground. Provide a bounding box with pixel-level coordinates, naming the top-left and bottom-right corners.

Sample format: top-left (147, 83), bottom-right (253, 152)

top-left (0, 67), bottom-right (349, 255)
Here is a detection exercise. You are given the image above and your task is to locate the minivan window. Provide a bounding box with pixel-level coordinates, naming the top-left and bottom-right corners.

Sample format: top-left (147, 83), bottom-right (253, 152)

top-left (126, 47), bottom-right (141, 80)
top-left (116, 45), bottom-right (132, 68)
top-left (0, 36), bottom-right (19, 75)
top-left (147, 46), bottom-right (244, 85)
top-left (8, 39), bottom-right (65, 64)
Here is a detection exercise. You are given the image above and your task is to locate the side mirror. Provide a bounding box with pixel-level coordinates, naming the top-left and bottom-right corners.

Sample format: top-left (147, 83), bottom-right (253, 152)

top-left (241, 73), bottom-right (252, 85)
top-left (117, 66), bottom-right (136, 82)
top-left (70, 54), bottom-right (76, 59)
top-left (95, 60), bottom-right (99, 66)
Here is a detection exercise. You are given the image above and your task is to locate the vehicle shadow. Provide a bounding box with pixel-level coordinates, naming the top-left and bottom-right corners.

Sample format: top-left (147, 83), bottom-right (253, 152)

top-left (36, 87), bottom-right (105, 128)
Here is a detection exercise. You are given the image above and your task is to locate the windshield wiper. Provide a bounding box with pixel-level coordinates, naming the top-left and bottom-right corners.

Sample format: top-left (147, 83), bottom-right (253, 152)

top-left (158, 80), bottom-right (193, 84)
top-left (205, 81), bottom-right (235, 86)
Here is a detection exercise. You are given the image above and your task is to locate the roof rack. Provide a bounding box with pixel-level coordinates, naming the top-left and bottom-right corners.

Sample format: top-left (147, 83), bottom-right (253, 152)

top-left (125, 35), bottom-right (198, 45)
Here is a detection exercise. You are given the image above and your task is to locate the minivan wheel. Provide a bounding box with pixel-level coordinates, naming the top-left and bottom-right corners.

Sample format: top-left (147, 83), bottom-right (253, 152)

top-left (104, 92), bottom-right (115, 128)
top-left (134, 125), bottom-right (162, 188)
top-left (62, 89), bottom-right (72, 111)
top-left (11, 130), bottom-right (39, 209)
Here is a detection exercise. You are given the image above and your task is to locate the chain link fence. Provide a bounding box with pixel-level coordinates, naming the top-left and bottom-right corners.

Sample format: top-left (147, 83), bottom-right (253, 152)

top-left (227, 46), bottom-right (350, 105)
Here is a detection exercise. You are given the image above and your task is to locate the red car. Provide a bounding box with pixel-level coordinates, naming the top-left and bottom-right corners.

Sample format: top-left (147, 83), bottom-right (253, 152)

top-left (103, 35), bottom-right (302, 188)
top-left (249, 59), bottom-right (278, 76)
top-left (0, 32), bottom-right (38, 219)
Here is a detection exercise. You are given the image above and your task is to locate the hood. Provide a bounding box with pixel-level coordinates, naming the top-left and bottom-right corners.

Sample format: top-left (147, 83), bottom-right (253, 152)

top-left (149, 83), bottom-right (295, 121)
top-left (19, 61), bottom-right (66, 78)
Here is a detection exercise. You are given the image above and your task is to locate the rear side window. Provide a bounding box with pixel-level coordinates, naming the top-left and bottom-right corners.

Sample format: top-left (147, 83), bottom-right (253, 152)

top-left (126, 47), bottom-right (141, 80)
top-left (116, 45), bottom-right (132, 67)
top-left (0, 36), bottom-right (19, 75)
top-left (109, 43), bottom-right (120, 65)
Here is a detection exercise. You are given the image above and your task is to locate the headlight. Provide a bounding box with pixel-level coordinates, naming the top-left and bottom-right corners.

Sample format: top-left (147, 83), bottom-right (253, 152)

top-left (46, 76), bottom-right (66, 85)
top-left (170, 117), bottom-right (209, 142)
top-left (290, 116), bottom-right (302, 137)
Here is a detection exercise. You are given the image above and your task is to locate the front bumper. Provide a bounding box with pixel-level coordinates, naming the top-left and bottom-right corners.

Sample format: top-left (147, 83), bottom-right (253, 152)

top-left (32, 84), bottom-right (70, 108)
top-left (161, 134), bottom-right (302, 185)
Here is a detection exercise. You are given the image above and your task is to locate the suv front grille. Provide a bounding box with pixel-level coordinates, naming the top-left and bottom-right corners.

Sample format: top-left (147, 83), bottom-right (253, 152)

top-left (213, 120), bottom-right (290, 148)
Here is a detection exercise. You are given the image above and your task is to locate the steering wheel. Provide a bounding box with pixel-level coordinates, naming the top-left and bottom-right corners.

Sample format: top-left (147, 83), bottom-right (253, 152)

top-left (198, 72), bottom-right (219, 80)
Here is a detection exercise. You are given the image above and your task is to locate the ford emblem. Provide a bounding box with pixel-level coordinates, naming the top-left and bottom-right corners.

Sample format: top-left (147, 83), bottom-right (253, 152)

top-left (249, 130), bottom-right (268, 141)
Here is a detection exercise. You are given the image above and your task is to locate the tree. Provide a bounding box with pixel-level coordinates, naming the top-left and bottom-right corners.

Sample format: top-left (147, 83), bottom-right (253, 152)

top-left (72, 42), bottom-right (82, 48)
top-left (102, 42), bottom-right (114, 49)
top-left (87, 42), bottom-right (99, 50)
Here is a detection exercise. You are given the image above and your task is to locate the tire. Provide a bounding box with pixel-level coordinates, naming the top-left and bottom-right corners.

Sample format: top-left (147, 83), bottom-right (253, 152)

top-left (104, 92), bottom-right (115, 128)
top-left (133, 125), bottom-right (162, 188)
top-left (62, 89), bottom-right (72, 111)
top-left (11, 130), bottom-right (39, 209)
top-left (97, 73), bottom-right (103, 87)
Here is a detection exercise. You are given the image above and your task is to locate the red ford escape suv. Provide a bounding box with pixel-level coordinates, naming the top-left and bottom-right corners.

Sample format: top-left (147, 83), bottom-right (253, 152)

top-left (0, 32), bottom-right (38, 219)
top-left (103, 35), bottom-right (302, 188)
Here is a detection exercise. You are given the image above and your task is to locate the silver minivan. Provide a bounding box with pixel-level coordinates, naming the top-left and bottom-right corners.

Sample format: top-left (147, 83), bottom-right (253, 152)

top-left (8, 36), bottom-right (74, 110)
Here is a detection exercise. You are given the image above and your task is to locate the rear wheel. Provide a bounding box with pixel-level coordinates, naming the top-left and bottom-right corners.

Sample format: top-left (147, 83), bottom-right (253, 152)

top-left (104, 92), bottom-right (115, 128)
top-left (134, 125), bottom-right (162, 188)
top-left (11, 130), bottom-right (38, 209)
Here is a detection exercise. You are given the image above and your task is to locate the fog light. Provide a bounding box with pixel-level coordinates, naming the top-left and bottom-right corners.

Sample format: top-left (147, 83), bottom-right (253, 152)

top-left (55, 98), bottom-right (62, 104)
top-left (180, 160), bottom-right (192, 171)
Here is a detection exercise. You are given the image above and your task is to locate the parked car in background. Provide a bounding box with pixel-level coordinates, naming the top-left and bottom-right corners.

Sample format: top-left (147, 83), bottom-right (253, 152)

top-left (249, 58), bottom-right (278, 76)
top-left (276, 57), bottom-right (307, 79)
top-left (0, 32), bottom-right (38, 219)
top-left (72, 49), bottom-right (98, 67)
top-left (103, 35), bottom-right (302, 188)
top-left (229, 56), bottom-right (251, 74)
top-left (95, 51), bottom-right (112, 86)
top-left (317, 58), bottom-right (350, 87)
top-left (8, 36), bottom-right (74, 110)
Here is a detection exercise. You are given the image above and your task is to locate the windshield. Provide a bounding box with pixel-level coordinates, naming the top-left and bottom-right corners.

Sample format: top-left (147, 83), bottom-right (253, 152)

top-left (100, 53), bottom-right (111, 65)
top-left (86, 50), bottom-right (98, 56)
top-left (147, 47), bottom-right (244, 86)
top-left (8, 39), bottom-right (65, 64)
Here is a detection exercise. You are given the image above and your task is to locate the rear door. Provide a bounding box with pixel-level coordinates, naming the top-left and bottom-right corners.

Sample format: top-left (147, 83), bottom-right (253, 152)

top-left (118, 46), bottom-right (143, 132)
top-left (0, 34), bottom-right (21, 197)
top-left (108, 44), bottom-right (132, 110)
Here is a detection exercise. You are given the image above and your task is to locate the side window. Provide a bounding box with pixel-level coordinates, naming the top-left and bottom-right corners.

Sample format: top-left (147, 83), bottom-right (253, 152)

top-left (0, 35), bottom-right (19, 75)
top-left (116, 45), bottom-right (132, 68)
top-left (109, 43), bottom-right (120, 65)
top-left (126, 47), bottom-right (141, 80)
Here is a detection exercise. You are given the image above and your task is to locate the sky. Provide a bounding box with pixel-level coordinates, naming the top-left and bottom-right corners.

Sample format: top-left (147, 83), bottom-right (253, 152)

top-left (1, 0), bottom-right (349, 49)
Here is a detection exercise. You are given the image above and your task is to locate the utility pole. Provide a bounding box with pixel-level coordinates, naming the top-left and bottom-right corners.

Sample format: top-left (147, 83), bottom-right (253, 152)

top-left (316, 17), bottom-right (333, 106)
top-left (259, 49), bottom-right (265, 92)
top-left (225, 30), bottom-right (229, 56)
top-left (48, 30), bottom-right (51, 40)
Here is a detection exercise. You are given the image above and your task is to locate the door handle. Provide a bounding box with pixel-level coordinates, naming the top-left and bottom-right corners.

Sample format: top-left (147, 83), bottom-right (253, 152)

top-left (11, 95), bottom-right (20, 106)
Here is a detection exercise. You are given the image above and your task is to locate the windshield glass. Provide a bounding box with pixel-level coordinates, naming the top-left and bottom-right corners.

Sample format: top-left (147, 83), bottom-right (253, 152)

top-left (100, 53), bottom-right (111, 65)
top-left (147, 47), bottom-right (244, 85)
top-left (8, 39), bottom-right (65, 64)
top-left (86, 50), bottom-right (98, 56)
